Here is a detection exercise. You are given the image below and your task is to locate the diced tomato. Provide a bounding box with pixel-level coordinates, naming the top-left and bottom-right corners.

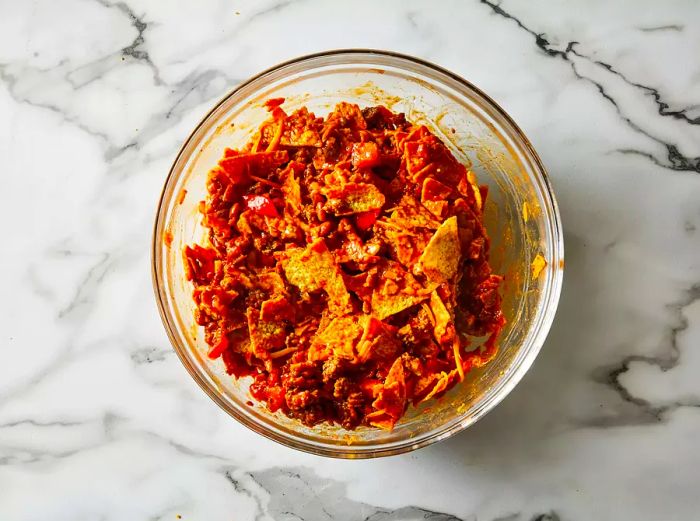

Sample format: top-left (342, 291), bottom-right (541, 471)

top-left (355, 209), bottom-right (380, 231)
top-left (351, 141), bottom-right (380, 168)
top-left (183, 244), bottom-right (216, 284)
top-left (221, 349), bottom-right (253, 376)
top-left (243, 194), bottom-right (279, 218)
top-left (264, 97), bottom-right (285, 110)
top-left (266, 386), bottom-right (286, 412)
top-left (207, 334), bottom-right (228, 359)
top-left (249, 374), bottom-right (267, 400)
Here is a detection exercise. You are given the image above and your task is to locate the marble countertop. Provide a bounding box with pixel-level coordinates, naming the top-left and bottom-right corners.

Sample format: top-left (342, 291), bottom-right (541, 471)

top-left (2, 1), bottom-right (699, 520)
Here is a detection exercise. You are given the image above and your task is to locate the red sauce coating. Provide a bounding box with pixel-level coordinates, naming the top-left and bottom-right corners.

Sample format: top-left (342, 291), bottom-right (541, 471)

top-left (184, 101), bottom-right (504, 430)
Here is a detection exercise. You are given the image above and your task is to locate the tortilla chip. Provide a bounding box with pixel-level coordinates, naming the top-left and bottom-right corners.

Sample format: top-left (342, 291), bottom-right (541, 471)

top-left (403, 134), bottom-right (468, 186)
top-left (343, 271), bottom-right (372, 305)
top-left (429, 291), bottom-right (452, 346)
top-left (380, 195), bottom-right (438, 268)
top-left (247, 307), bottom-right (286, 356)
top-left (421, 177), bottom-right (452, 202)
top-left (260, 296), bottom-right (294, 322)
top-left (324, 182), bottom-right (385, 216)
top-left (383, 227), bottom-right (431, 269)
top-left (420, 371), bottom-right (451, 403)
top-left (402, 129), bottom-right (432, 175)
top-left (257, 271), bottom-right (287, 295)
top-left (218, 151), bottom-right (288, 184)
top-left (369, 357), bottom-right (407, 429)
top-left (282, 239), bottom-right (352, 314)
top-left (364, 411), bottom-right (395, 430)
top-left (417, 216), bottom-right (460, 283)
top-left (282, 247), bottom-right (316, 293)
top-left (280, 165), bottom-right (303, 216)
top-left (280, 107), bottom-right (322, 147)
top-left (308, 240), bottom-right (352, 314)
top-left (371, 261), bottom-right (432, 320)
top-left (356, 317), bottom-right (401, 362)
top-left (326, 102), bottom-right (367, 130)
top-left (309, 314), bottom-right (366, 361)
top-left (422, 199), bottom-right (448, 219)
top-left (389, 195), bottom-right (440, 229)
top-left (413, 372), bottom-right (439, 399)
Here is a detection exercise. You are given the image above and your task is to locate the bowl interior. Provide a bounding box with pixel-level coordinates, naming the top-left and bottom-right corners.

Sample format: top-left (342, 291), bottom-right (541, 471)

top-left (153, 51), bottom-right (562, 457)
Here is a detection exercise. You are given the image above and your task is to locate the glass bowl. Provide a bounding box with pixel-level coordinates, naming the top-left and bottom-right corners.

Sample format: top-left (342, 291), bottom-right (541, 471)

top-left (152, 50), bottom-right (563, 458)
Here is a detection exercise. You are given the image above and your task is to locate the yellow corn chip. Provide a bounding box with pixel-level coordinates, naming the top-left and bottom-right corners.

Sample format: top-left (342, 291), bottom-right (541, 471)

top-left (417, 216), bottom-right (460, 283)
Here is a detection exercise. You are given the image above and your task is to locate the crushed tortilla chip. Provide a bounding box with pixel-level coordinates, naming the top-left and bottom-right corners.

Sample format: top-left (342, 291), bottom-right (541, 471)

top-left (326, 101), bottom-right (367, 131)
top-left (380, 195), bottom-right (438, 268)
top-left (282, 239), bottom-right (352, 314)
top-left (323, 182), bottom-right (385, 216)
top-left (218, 151), bottom-right (288, 184)
top-left (429, 291), bottom-right (452, 346)
top-left (356, 317), bottom-right (402, 362)
top-left (309, 314), bottom-right (365, 361)
top-left (371, 261), bottom-right (432, 320)
top-left (389, 195), bottom-right (440, 230)
top-left (247, 307), bottom-right (286, 356)
top-left (308, 239), bottom-right (352, 314)
top-left (280, 164), bottom-right (303, 216)
top-left (404, 134), bottom-right (468, 186)
top-left (280, 107), bottom-right (322, 147)
top-left (422, 199), bottom-right (448, 219)
top-left (417, 216), bottom-right (461, 283)
top-left (421, 177), bottom-right (452, 202)
top-left (256, 271), bottom-right (287, 295)
top-left (260, 296), bottom-right (294, 322)
top-left (420, 371), bottom-right (451, 403)
top-left (381, 225), bottom-right (432, 269)
top-left (368, 357), bottom-right (407, 429)
top-left (282, 247), bottom-right (316, 293)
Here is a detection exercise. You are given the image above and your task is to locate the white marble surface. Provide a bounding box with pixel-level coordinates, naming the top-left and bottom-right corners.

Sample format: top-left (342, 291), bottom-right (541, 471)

top-left (2, 1), bottom-right (699, 519)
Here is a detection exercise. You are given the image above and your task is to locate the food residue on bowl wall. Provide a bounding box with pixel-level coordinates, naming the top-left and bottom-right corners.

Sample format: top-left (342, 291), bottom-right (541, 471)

top-left (531, 253), bottom-right (547, 279)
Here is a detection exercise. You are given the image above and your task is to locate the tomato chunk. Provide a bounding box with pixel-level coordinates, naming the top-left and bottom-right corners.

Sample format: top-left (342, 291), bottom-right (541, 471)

top-left (351, 141), bottom-right (380, 168)
top-left (243, 194), bottom-right (279, 218)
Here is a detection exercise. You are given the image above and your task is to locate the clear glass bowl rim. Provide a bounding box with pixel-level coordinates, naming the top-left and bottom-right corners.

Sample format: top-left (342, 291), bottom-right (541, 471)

top-left (152, 49), bottom-right (564, 458)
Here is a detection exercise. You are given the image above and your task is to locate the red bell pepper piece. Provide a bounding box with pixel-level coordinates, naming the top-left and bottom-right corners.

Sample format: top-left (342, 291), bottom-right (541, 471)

top-left (207, 334), bottom-right (228, 359)
top-left (355, 209), bottom-right (380, 231)
top-left (243, 194), bottom-right (279, 218)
